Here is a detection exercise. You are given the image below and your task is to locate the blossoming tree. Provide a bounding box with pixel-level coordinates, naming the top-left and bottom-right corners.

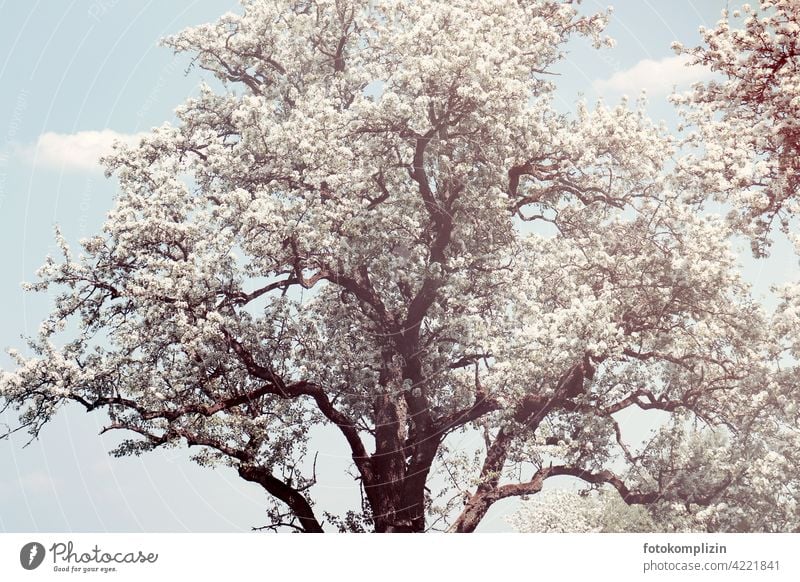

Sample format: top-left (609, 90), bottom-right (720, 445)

top-left (2, 0), bottom-right (799, 533)
top-left (673, 0), bottom-right (800, 256)
top-left (514, 0), bottom-right (800, 533)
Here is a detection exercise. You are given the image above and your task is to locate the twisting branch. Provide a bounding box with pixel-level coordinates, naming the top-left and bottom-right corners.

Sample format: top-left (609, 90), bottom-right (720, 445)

top-left (495, 465), bottom-right (660, 504)
top-left (238, 465), bottom-right (324, 533)
top-left (221, 328), bottom-right (373, 482)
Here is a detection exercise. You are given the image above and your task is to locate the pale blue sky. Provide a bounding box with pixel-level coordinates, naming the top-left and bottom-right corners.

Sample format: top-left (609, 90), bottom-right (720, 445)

top-left (1, 0), bottom-right (792, 532)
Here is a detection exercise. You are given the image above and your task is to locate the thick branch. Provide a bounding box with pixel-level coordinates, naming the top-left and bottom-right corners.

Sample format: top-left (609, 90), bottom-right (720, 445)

top-left (238, 465), bottom-right (324, 533)
top-left (223, 330), bottom-right (373, 481)
top-left (495, 465), bottom-right (660, 504)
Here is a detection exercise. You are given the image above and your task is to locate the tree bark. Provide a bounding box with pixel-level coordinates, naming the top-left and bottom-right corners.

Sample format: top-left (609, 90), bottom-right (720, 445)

top-left (367, 390), bottom-right (412, 532)
top-left (238, 465), bottom-right (324, 533)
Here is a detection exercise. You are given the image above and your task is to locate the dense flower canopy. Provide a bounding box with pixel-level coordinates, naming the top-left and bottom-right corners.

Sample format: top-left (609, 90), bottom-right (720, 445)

top-left (673, 0), bottom-right (800, 255)
top-left (2, 0), bottom-right (799, 532)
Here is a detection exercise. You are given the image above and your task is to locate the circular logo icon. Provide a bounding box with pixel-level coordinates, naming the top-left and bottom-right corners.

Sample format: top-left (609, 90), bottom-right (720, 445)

top-left (20, 542), bottom-right (46, 570)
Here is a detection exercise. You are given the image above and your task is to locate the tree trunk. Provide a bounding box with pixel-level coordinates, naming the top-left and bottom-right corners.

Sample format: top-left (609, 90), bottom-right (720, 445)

top-left (368, 391), bottom-right (413, 532)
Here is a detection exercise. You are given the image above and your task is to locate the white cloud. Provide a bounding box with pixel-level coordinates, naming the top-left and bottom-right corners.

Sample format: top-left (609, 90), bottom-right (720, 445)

top-left (593, 54), bottom-right (711, 96)
top-left (23, 129), bottom-right (147, 171)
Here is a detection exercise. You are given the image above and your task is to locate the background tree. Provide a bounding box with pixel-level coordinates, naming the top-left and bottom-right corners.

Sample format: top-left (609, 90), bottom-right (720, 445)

top-left (513, 0), bottom-right (800, 533)
top-left (2, 0), bottom-right (798, 533)
top-left (672, 0), bottom-right (800, 255)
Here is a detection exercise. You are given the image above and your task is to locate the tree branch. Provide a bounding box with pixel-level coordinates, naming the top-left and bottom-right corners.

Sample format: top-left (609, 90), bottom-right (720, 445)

top-left (238, 465), bottom-right (324, 533)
